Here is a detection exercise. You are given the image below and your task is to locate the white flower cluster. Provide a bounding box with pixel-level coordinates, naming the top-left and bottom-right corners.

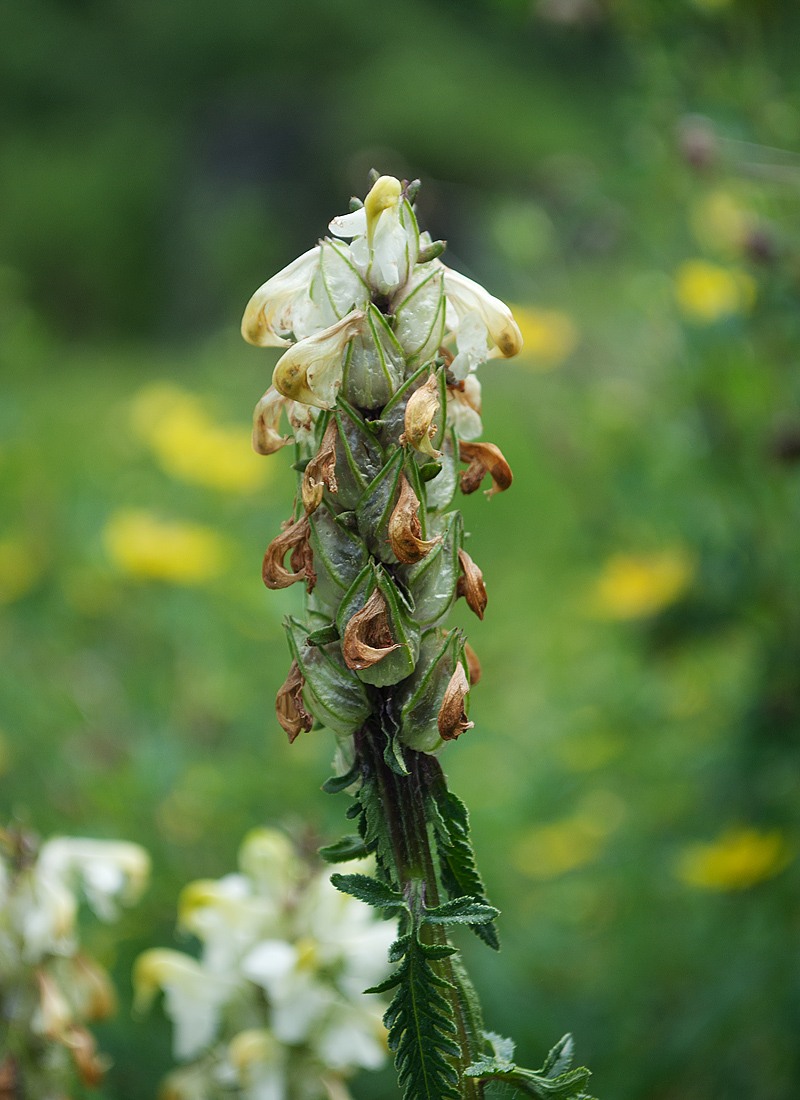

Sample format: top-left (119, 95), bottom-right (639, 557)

top-left (0, 830), bottom-right (150, 1094)
top-left (243, 175), bottom-right (522, 453)
top-left (135, 828), bottom-right (397, 1100)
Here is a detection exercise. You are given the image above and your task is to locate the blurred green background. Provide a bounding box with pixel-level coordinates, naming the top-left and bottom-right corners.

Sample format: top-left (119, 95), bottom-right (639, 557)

top-left (3, 0), bottom-right (800, 1096)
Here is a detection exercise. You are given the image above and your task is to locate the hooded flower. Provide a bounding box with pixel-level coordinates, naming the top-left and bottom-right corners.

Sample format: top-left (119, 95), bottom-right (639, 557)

top-left (242, 247), bottom-right (322, 347)
top-left (273, 312), bottom-right (365, 410)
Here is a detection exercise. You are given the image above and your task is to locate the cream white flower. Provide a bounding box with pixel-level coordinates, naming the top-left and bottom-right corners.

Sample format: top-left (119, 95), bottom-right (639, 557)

top-left (227, 1029), bottom-right (287, 1100)
top-left (273, 311), bottom-right (365, 410)
top-left (134, 949), bottom-right (234, 1061)
top-left (440, 263), bottom-right (523, 360)
top-left (447, 375), bottom-right (483, 441)
top-left (178, 873), bottom-right (279, 977)
top-left (329, 176), bottom-right (418, 297)
top-left (242, 247), bottom-right (322, 348)
top-left (38, 837), bottom-right (150, 922)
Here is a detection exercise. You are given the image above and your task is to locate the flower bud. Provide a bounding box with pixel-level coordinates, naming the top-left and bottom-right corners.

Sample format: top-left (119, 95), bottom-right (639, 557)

top-left (365, 175), bottom-right (403, 245)
top-left (459, 440), bottom-right (513, 497)
top-left (301, 420), bottom-right (338, 514)
top-left (437, 663), bottom-right (474, 741)
top-left (276, 659), bottom-right (314, 743)
top-left (441, 264), bottom-right (523, 359)
top-left (252, 387), bottom-right (291, 455)
top-left (272, 311), bottom-right (365, 410)
top-left (241, 246), bottom-right (320, 347)
top-left (456, 548), bottom-right (487, 620)
top-left (388, 475), bottom-right (441, 564)
top-left (262, 516), bottom-right (314, 590)
top-left (342, 588), bottom-right (402, 671)
top-left (401, 373), bottom-right (442, 459)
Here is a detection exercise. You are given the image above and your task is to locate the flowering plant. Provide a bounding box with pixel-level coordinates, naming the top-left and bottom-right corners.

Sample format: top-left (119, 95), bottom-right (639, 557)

top-left (135, 828), bottom-right (396, 1100)
top-left (241, 174), bottom-right (594, 1100)
top-left (0, 825), bottom-right (149, 1096)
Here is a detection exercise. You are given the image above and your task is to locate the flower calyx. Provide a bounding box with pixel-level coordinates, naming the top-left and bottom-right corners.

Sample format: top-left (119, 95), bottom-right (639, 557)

top-left (342, 588), bottom-right (403, 671)
top-left (459, 440), bottom-right (513, 498)
top-left (301, 420), bottom-right (338, 514)
top-left (401, 373), bottom-right (442, 459)
top-left (456, 548), bottom-right (487, 620)
top-left (437, 663), bottom-right (474, 741)
top-left (262, 516), bottom-right (315, 591)
top-left (388, 474), bottom-right (441, 564)
top-left (276, 660), bottom-right (313, 743)
top-left (273, 311), bottom-right (365, 410)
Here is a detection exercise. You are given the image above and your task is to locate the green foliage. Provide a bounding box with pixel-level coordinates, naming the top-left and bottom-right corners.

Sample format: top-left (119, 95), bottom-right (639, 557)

top-left (330, 871), bottom-right (406, 913)
top-left (466, 1033), bottom-right (594, 1100)
top-left (368, 930), bottom-right (462, 1100)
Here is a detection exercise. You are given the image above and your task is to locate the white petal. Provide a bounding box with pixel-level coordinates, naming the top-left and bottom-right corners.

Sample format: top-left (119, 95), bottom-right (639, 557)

top-left (441, 264), bottom-right (522, 358)
top-left (315, 1004), bottom-right (387, 1071)
top-left (273, 311), bottom-right (364, 410)
top-left (329, 208), bottom-right (368, 239)
top-left (241, 939), bottom-right (298, 993)
top-left (242, 247), bottom-right (321, 347)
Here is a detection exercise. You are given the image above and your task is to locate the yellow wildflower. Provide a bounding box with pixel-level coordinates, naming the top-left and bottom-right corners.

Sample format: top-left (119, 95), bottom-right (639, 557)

top-left (690, 190), bottom-right (751, 256)
top-left (512, 790), bottom-right (625, 881)
top-left (675, 260), bottom-right (755, 323)
top-left (593, 550), bottom-right (693, 620)
top-left (103, 509), bottom-right (227, 585)
top-left (0, 538), bottom-right (42, 603)
top-left (512, 306), bottom-right (578, 370)
top-left (676, 828), bottom-right (792, 891)
top-left (130, 383), bottom-right (267, 493)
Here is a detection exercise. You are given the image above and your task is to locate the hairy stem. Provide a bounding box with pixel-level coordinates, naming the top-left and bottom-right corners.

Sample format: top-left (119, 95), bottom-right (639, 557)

top-left (360, 721), bottom-right (484, 1100)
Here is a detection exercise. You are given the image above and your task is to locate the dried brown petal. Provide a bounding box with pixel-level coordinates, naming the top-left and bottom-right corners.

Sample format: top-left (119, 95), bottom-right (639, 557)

top-left (400, 373), bottom-right (442, 459)
top-left (388, 475), bottom-right (441, 564)
top-left (71, 954), bottom-right (116, 1021)
top-left (459, 440), bottom-right (513, 498)
top-left (65, 1027), bottom-right (109, 1089)
top-left (252, 386), bottom-right (292, 455)
top-left (276, 660), bottom-right (313, 744)
top-left (464, 642), bottom-right (482, 686)
top-left (437, 663), bottom-right (474, 741)
top-left (262, 516), bottom-right (312, 590)
top-left (342, 588), bottom-right (402, 671)
top-left (301, 419), bottom-right (338, 514)
top-left (456, 548), bottom-right (487, 620)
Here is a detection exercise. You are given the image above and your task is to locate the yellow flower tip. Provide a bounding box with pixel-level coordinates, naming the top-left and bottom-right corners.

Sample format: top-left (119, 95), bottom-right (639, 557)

top-left (176, 879), bottom-right (220, 928)
top-left (676, 828), bottom-right (792, 891)
top-left (511, 306), bottom-right (578, 370)
top-left (675, 260), bottom-right (756, 323)
top-left (364, 175), bottom-right (402, 244)
top-left (228, 1029), bottom-right (280, 1071)
top-left (593, 549), bottom-right (694, 620)
top-left (0, 538), bottom-right (42, 603)
top-left (130, 383), bottom-right (266, 493)
top-left (103, 509), bottom-right (227, 585)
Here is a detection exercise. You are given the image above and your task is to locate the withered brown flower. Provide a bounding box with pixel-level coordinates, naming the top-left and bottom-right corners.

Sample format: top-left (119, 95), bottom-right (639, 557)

top-left (388, 475), bottom-right (441, 564)
top-left (437, 663), bottom-right (474, 741)
top-left (464, 642), bottom-right (482, 686)
top-left (456, 548), bottom-right (487, 620)
top-left (342, 588), bottom-right (402, 671)
top-left (301, 419), bottom-right (338, 514)
top-left (276, 660), bottom-right (313, 743)
top-left (459, 440), bottom-right (513, 498)
top-left (400, 373), bottom-right (442, 458)
top-left (262, 516), bottom-right (314, 590)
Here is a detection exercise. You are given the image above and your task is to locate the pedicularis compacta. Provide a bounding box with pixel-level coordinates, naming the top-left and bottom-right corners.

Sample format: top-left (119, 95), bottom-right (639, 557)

top-left (242, 174), bottom-right (594, 1100)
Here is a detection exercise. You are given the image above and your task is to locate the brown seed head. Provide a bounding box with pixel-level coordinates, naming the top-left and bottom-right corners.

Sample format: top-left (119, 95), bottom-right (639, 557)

top-left (262, 516), bottom-right (312, 590)
top-left (456, 548), bottom-right (487, 620)
top-left (464, 642), bottom-right (482, 686)
top-left (437, 663), bottom-right (474, 741)
top-left (301, 419), bottom-right (338, 514)
top-left (276, 660), bottom-right (313, 744)
top-left (400, 373), bottom-right (442, 459)
top-left (459, 440), bottom-right (513, 498)
top-left (388, 475), bottom-right (441, 564)
top-left (342, 588), bottom-right (402, 671)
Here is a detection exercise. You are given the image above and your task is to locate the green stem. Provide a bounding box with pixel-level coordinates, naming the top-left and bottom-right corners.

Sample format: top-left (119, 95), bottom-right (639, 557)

top-left (361, 721), bottom-right (484, 1100)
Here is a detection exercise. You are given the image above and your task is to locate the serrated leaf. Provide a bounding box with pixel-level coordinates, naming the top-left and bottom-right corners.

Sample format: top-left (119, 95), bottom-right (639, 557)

top-left (542, 1035), bottom-right (574, 1079)
top-left (423, 896), bottom-right (500, 926)
top-left (321, 757), bottom-right (361, 794)
top-left (318, 835), bottom-right (369, 863)
top-left (485, 1032), bottom-right (516, 1065)
top-left (330, 872), bottom-right (406, 912)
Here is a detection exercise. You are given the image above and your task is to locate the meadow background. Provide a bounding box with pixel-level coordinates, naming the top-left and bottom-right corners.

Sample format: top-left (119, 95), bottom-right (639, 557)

top-left (3, 0), bottom-right (800, 1096)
